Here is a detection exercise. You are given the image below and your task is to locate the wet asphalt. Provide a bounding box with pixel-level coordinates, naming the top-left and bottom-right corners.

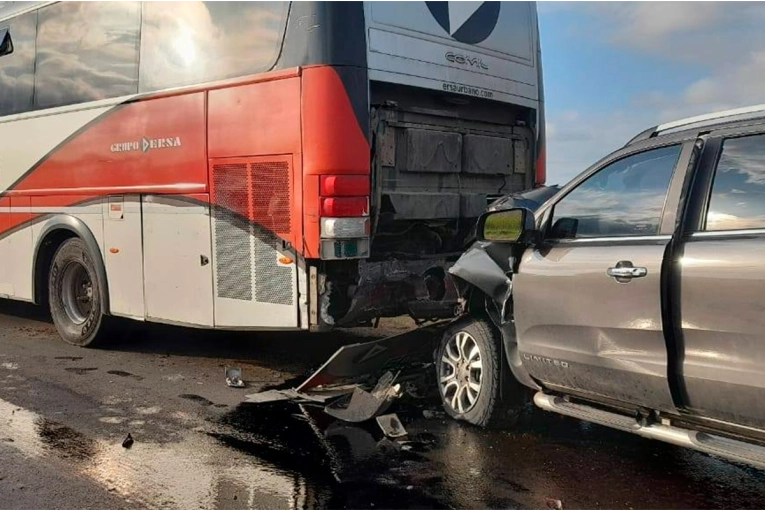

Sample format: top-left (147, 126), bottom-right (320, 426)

top-left (1, 301), bottom-right (765, 510)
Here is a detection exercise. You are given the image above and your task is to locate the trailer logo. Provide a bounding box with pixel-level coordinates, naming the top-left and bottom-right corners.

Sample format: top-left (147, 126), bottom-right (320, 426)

top-left (445, 51), bottom-right (489, 70)
top-left (426, 1), bottom-right (500, 44)
top-left (110, 136), bottom-right (182, 154)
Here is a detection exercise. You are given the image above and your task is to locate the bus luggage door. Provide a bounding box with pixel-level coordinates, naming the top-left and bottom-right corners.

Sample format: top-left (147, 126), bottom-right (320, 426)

top-left (142, 195), bottom-right (214, 327)
top-left (209, 157), bottom-right (299, 329)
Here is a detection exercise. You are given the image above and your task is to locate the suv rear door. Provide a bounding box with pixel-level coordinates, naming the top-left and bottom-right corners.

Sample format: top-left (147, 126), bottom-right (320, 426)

top-left (679, 129), bottom-right (765, 429)
top-left (513, 141), bottom-right (694, 411)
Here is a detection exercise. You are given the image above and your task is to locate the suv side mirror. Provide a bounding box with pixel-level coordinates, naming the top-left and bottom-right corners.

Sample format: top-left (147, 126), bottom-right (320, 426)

top-left (0, 28), bottom-right (13, 57)
top-left (477, 208), bottom-right (536, 243)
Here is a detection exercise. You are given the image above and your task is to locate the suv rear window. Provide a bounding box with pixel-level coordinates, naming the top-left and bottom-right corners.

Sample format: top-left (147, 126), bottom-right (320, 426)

top-left (549, 145), bottom-right (681, 239)
top-left (705, 134), bottom-right (765, 231)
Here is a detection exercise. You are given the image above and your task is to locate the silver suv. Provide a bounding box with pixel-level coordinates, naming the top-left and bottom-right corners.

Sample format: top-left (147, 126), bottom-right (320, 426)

top-left (440, 105), bottom-right (765, 469)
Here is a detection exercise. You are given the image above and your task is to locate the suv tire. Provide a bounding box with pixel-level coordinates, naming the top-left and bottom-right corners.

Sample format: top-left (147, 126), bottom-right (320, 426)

top-left (49, 238), bottom-right (108, 347)
top-left (436, 318), bottom-right (526, 428)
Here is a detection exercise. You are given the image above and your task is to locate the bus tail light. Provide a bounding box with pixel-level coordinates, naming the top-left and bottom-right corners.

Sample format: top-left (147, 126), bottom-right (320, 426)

top-left (320, 175), bottom-right (370, 196)
top-left (535, 139), bottom-right (546, 187)
top-left (321, 197), bottom-right (368, 217)
top-left (319, 175), bottom-right (370, 260)
top-left (321, 217), bottom-right (369, 238)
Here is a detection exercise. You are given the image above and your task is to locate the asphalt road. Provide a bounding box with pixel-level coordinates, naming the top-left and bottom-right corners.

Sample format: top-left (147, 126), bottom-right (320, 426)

top-left (2, 300), bottom-right (765, 510)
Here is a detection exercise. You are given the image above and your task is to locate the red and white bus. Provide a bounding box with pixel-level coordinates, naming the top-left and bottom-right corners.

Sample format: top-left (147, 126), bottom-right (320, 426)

top-left (0, 1), bottom-right (544, 346)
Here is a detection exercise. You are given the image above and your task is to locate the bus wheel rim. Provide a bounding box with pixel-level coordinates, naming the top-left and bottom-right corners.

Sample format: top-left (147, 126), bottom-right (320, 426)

top-left (61, 261), bottom-right (93, 325)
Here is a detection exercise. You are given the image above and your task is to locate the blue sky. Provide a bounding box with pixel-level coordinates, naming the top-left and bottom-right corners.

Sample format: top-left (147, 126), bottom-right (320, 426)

top-left (538, 2), bottom-right (765, 184)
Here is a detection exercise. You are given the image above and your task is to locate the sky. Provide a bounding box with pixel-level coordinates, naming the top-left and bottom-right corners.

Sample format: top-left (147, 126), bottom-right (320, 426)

top-left (538, 2), bottom-right (765, 184)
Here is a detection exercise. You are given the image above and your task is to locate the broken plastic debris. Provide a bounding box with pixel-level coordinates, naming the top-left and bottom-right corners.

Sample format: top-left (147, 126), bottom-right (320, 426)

top-left (225, 367), bottom-right (246, 388)
top-left (545, 498), bottom-right (563, 510)
top-left (376, 437), bottom-right (402, 454)
top-left (122, 433), bottom-right (134, 449)
top-left (243, 325), bottom-right (444, 411)
top-left (376, 413), bottom-right (408, 438)
top-left (296, 326), bottom-right (442, 392)
top-left (324, 371), bottom-right (402, 423)
top-left (422, 409), bottom-right (446, 420)
top-left (245, 386), bottom-right (357, 404)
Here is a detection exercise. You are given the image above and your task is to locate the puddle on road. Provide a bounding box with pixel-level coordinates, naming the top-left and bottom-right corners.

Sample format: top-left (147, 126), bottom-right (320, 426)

top-left (0, 391), bottom-right (463, 509)
top-left (0, 396), bottom-right (338, 509)
top-left (4, 392), bottom-right (765, 510)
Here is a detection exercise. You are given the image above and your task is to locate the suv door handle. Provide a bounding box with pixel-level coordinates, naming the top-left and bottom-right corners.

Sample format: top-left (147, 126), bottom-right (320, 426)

top-left (607, 262), bottom-right (647, 280)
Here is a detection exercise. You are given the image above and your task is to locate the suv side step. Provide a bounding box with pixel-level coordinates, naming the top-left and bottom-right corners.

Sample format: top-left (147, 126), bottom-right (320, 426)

top-left (533, 392), bottom-right (765, 469)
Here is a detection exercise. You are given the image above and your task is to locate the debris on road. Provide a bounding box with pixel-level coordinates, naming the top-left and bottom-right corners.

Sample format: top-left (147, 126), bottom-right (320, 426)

top-left (376, 437), bottom-right (402, 454)
top-left (325, 371), bottom-right (402, 422)
top-left (121, 433), bottom-right (134, 449)
top-left (422, 409), bottom-right (445, 420)
top-left (245, 387), bottom-right (352, 405)
top-left (545, 498), bottom-right (564, 510)
top-left (376, 413), bottom-right (408, 438)
top-left (243, 325), bottom-right (446, 423)
top-left (225, 367), bottom-right (246, 388)
top-left (296, 325), bottom-right (443, 391)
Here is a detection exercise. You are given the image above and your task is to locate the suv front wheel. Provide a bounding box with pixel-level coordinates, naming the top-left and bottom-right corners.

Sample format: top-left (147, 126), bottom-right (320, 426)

top-left (436, 318), bottom-right (525, 428)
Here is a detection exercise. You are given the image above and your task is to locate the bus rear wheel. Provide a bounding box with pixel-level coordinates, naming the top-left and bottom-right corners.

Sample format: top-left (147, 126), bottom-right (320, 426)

top-left (49, 238), bottom-right (107, 347)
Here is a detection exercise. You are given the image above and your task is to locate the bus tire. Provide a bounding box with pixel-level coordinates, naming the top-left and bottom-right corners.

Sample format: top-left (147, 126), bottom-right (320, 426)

top-left (48, 238), bottom-right (108, 347)
top-left (436, 318), bottom-right (525, 428)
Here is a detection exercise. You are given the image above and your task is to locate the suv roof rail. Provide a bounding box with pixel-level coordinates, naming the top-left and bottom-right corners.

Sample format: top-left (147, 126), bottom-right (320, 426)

top-left (627, 104), bottom-right (765, 146)
top-left (657, 104), bottom-right (765, 134)
top-left (625, 126), bottom-right (657, 145)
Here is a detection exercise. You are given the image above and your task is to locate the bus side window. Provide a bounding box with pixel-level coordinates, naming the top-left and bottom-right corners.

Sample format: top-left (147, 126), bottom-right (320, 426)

top-left (0, 12), bottom-right (35, 117)
top-left (34, 2), bottom-right (141, 110)
top-left (0, 28), bottom-right (13, 56)
top-left (139, 2), bottom-right (289, 93)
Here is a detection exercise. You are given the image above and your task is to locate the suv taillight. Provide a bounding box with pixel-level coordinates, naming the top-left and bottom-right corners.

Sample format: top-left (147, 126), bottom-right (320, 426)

top-left (319, 175), bottom-right (370, 260)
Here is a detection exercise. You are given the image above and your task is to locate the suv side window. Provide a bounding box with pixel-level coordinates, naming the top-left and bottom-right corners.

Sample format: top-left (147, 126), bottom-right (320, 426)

top-left (705, 134), bottom-right (765, 231)
top-left (549, 145), bottom-right (682, 239)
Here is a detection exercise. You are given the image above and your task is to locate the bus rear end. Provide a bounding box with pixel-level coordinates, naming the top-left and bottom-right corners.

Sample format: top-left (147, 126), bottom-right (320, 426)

top-left (317, 1), bottom-right (544, 328)
top-left (0, 1), bottom-right (541, 343)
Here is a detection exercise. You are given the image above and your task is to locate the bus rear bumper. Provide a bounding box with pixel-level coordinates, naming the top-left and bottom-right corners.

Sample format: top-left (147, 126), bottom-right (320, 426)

top-left (323, 258), bottom-right (461, 328)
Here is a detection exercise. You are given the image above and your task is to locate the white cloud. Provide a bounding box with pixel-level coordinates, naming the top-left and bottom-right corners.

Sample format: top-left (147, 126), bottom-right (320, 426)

top-left (575, 2), bottom-right (765, 65)
top-left (544, 2), bottom-right (765, 185)
top-left (595, 2), bottom-right (725, 49)
top-left (546, 108), bottom-right (651, 184)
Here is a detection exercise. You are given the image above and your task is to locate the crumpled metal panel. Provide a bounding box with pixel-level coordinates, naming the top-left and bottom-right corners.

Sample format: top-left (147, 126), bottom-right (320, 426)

top-left (448, 242), bottom-right (541, 391)
top-left (404, 128), bottom-right (462, 173)
top-left (387, 191), bottom-right (460, 219)
top-left (463, 134), bottom-right (513, 175)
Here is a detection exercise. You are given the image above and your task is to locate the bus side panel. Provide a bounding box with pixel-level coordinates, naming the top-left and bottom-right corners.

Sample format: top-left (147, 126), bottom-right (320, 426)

top-left (142, 194), bottom-right (214, 327)
top-left (10, 93), bottom-right (208, 196)
top-left (0, 106), bottom-right (112, 194)
top-left (207, 79), bottom-right (302, 329)
top-left (102, 195), bottom-right (145, 320)
top-left (7, 196), bottom-right (33, 301)
top-left (0, 197), bottom-right (15, 297)
top-left (301, 66), bottom-right (371, 260)
top-left (208, 77), bottom-right (303, 253)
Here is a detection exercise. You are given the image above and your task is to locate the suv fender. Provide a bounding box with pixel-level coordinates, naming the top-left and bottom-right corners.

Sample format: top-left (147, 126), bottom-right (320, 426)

top-left (449, 245), bottom-right (540, 391)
